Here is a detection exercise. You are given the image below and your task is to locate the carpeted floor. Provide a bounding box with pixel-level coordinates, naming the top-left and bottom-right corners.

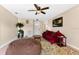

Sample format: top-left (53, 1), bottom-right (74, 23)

top-left (41, 38), bottom-right (79, 55)
top-left (0, 37), bottom-right (79, 55)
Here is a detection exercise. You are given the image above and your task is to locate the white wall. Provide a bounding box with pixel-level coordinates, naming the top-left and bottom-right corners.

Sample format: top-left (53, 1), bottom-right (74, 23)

top-left (0, 5), bottom-right (17, 46)
top-left (47, 5), bottom-right (79, 50)
top-left (18, 19), bottom-right (46, 37)
top-left (18, 18), bottom-right (34, 37)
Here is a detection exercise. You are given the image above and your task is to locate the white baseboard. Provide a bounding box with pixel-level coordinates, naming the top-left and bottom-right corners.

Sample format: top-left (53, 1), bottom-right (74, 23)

top-left (67, 43), bottom-right (79, 51)
top-left (0, 37), bottom-right (17, 49)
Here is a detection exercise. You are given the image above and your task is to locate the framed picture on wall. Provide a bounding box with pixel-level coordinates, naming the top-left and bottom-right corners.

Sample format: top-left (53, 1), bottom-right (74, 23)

top-left (53, 17), bottom-right (63, 27)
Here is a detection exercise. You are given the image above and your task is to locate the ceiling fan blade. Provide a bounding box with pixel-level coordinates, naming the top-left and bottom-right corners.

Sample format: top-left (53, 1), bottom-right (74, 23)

top-left (41, 7), bottom-right (49, 10)
top-left (34, 4), bottom-right (40, 10)
top-left (41, 11), bottom-right (46, 14)
top-left (28, 10), bottom-right (36, 11)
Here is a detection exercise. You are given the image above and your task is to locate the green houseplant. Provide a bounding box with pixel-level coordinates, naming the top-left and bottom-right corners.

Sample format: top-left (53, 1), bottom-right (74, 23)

top-left (16, 22), bottom-right (24, 29)
top-left (16, 22), bottom-right (24, 38)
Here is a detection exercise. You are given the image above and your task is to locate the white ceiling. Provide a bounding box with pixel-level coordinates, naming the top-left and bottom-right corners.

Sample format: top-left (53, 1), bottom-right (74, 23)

top-left (2, 4), bottom-right (77, 20)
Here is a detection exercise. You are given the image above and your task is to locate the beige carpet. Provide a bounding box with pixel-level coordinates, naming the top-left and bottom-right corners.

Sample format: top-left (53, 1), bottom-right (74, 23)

top-left (41, 38), bottom-right (79, 55)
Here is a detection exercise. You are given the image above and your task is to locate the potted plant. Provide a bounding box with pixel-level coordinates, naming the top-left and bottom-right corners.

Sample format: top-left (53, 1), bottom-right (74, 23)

top-left (16, 22), bottom-right (24, 29)
top-left (16, 22), bottom-right (24, 38)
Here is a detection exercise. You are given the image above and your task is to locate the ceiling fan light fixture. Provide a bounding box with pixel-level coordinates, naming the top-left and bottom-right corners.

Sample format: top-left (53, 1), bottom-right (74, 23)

top-left (28, 4), bottom-right (49, 15)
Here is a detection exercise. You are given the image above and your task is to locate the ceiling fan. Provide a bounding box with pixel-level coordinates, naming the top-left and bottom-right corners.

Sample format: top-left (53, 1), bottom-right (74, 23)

top-left (28, 4), bottom-right (49, 15)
